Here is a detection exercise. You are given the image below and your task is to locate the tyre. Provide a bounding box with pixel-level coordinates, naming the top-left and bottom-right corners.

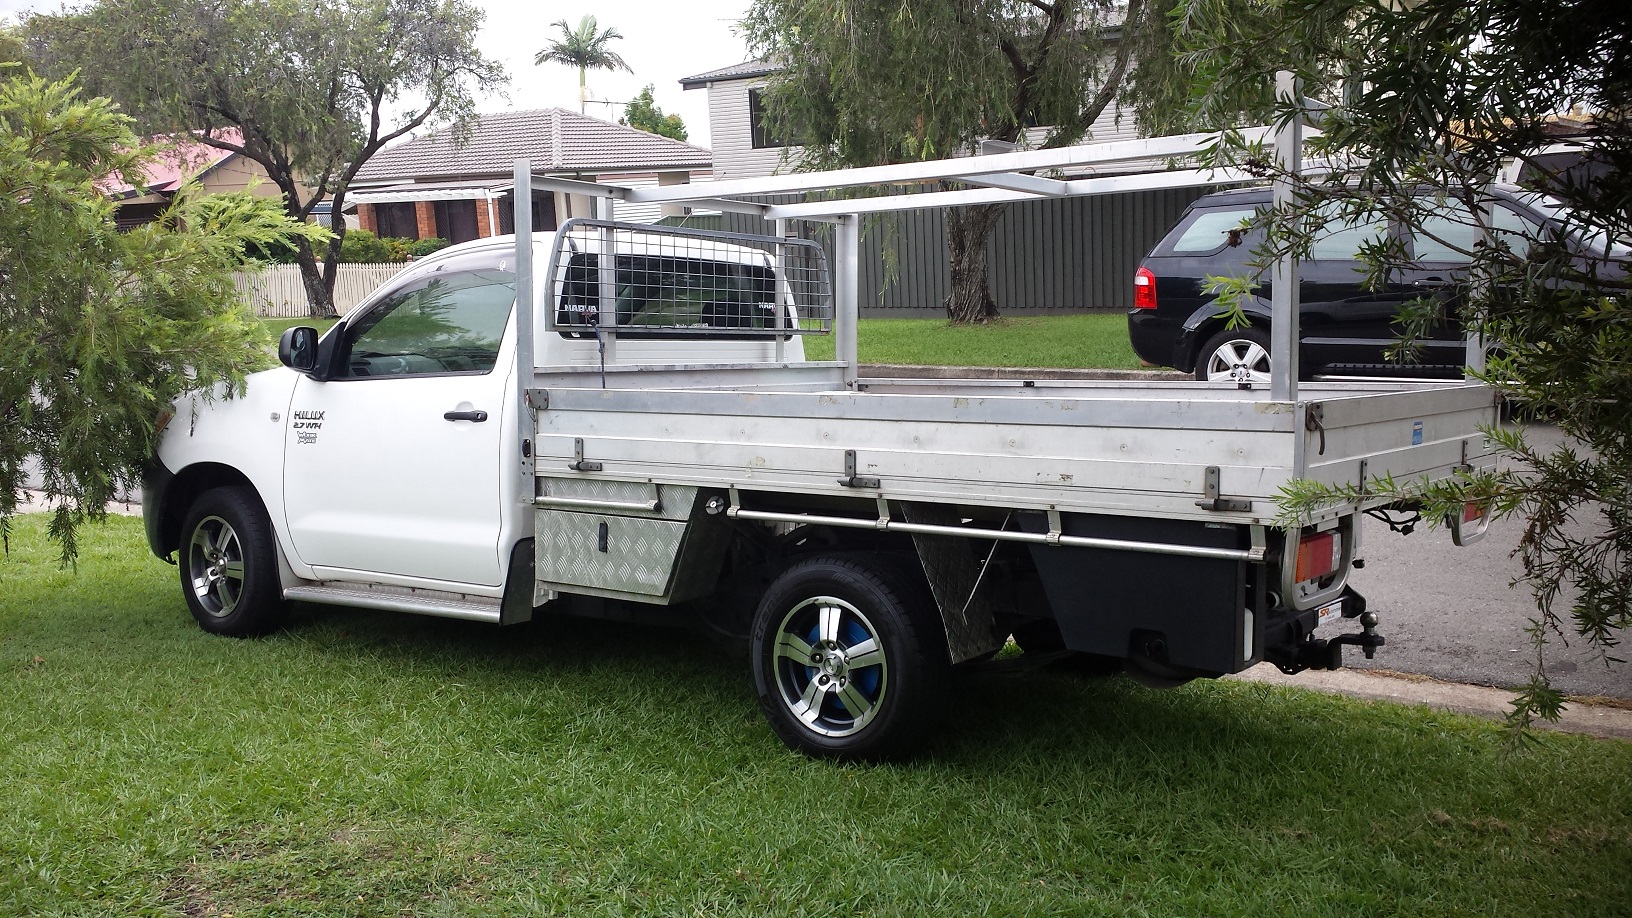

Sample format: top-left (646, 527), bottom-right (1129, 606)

top-left (1196, 326), bottom-right (1272, 384)
top-left (179, 486), bottom-right (283, 637)
top-left (750, 555), bottom-right (950, 760)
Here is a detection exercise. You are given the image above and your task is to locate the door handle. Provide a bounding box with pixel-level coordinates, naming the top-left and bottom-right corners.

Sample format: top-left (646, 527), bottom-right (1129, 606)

top-left (443, 409), bottom-right (488, 422)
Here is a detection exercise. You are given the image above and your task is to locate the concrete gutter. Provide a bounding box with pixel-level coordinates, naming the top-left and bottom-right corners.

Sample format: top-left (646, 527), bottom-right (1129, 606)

top-left (1229, 664), bottom-right (1632, 741)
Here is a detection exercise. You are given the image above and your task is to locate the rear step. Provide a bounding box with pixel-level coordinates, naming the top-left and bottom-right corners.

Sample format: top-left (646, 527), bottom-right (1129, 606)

top-left (283, 582), bottom-right (502, 623)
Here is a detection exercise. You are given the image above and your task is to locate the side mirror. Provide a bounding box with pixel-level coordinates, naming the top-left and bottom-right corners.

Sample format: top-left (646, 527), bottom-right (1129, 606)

top-left (278, 326), bottom-right (320, 374)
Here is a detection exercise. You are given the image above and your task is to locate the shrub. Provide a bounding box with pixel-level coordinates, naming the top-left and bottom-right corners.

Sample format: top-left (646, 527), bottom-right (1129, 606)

top-left (381, 236), bottom-right (414, 262)
top-left (409, 237), bottom-right (451, 257)
top-left (337, 228), bottom-right (394, 263)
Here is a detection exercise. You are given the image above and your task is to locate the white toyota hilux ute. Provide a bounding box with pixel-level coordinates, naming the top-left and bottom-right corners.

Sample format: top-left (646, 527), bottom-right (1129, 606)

top-left (145, 195), bottom-right (1497, 760)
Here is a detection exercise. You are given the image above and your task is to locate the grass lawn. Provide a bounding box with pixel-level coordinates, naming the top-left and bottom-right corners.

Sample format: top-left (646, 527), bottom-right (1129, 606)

top-left (2, 514), bottom-right (1628, 916)
top-left (800, 314), bottom-right (1143, 369)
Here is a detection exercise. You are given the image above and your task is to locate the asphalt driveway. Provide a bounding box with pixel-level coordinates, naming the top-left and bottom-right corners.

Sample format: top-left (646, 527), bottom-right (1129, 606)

top-left (1346, 423), bottom-right (1630, 701)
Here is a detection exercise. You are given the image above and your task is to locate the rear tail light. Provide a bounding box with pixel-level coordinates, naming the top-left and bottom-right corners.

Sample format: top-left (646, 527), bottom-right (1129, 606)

top-left (1133, 266), bottom-right (1157, 310)
top-left (1450, 499), bottom-right (1491, 546)
top-left (1294, 530), bottom-right (1340, 583)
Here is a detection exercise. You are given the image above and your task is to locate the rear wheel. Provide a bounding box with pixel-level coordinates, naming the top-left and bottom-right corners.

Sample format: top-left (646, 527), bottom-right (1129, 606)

top-left (1197, 326), bottom-right (1272, 384)
top-left (750, 555), bottom-right (949, 760)
top-left (179, 486), bottom-right (283, 637)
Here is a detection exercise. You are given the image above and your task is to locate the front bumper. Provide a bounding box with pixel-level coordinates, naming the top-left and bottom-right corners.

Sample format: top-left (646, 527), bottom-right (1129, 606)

top-left (140, 457), bottom-right (176, 562)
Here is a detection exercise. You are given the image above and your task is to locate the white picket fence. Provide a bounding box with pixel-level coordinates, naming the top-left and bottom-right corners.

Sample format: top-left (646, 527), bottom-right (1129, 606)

top-left (234, 263), bottom-right (408, 317)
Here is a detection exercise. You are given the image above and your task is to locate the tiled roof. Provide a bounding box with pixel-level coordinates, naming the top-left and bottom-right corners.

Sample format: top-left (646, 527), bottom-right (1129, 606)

top-left (101, 128), bottom-right (244, 198)
top-left (679, 60), bottom-right (780, 89)
top-left (354, 108), bottom-right (712, 183)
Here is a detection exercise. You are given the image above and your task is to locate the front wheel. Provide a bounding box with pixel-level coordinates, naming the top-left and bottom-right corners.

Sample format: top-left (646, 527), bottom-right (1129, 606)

top-left (179, 486), bottom-right (283, 637)
top-left (1196, 326), bottom-right (1272, 384)
top-left (750, 555), bottom-right (949, 760)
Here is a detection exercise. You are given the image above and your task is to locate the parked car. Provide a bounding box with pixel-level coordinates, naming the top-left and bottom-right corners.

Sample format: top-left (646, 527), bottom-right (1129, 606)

top-left (1128, 184), bottom-right (1625, 382)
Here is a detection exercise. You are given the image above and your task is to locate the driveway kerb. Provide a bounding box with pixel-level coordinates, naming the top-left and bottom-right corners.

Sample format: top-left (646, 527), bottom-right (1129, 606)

top-left (1228, 663), bottom-right (1632, 740)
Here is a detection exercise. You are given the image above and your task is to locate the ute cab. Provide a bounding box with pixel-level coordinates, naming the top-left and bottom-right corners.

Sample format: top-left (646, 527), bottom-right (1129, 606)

top-left (144, 229), bottom-right (807, 633)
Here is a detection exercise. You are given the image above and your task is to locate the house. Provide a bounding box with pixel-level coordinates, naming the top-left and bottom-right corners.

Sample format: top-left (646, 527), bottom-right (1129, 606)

top-left (678, 60), bottom-right (1206, 316)
top-left (679, 61), bottom-right (1145, 183)
top-left (101, 128), bottom-right (288, 230)
top-left (676, 61), bottom-right (787, 183)
top-left (348, 108), bottom-right (713, 244)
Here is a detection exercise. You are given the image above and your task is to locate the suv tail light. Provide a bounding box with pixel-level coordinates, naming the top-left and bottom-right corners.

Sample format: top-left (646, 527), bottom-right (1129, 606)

top-left (1133, 266), bottom-right (1157, 310)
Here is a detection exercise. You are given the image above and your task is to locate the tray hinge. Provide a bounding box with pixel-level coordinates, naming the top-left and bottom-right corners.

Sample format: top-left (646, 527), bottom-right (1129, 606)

top-left (568, 438), bottom-right (603, 472)
top-left (1196, 465), bottom-right (1253, 512)
top-left (838, 449), bottom-right (881, 488)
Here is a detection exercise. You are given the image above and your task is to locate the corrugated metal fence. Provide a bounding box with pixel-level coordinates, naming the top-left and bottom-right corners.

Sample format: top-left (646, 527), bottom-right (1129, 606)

top-left (682, 186), bottom-right (1209, 317)
top-left (239, 188), bottom-right (1209, 319)
top-left (233, 264), bottom-right (408, 317)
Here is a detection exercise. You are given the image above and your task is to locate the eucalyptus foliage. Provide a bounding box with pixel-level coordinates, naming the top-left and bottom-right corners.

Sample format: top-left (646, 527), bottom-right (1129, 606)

top-left (742, 0), bottom-right (1157, 323)
top-left (23, 0), bottom-right (504, 317)
top-left (1177, 0), bottom-right (1629, 730)
top-left (0, 75), bottom-right (323, 564)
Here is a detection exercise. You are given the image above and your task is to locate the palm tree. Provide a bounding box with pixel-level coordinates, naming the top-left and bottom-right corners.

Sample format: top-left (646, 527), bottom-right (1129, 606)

top-left (533, 16), bottom-right (633, 115)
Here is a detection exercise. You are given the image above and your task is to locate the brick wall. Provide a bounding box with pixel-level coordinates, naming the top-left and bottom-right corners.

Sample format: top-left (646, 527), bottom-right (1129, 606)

top-left (414, 201), bottom-right (436, 240)
top-left (358, 203), bottom-right (377, 234)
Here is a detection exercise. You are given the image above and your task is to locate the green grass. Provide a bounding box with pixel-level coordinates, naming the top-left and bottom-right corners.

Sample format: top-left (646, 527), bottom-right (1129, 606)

top-left (3, 514), bottom-right (1628, 916)
top-left (261, 316), bottom-right (340, 339)
top-left (800, 314), bottom-right (1143, 369)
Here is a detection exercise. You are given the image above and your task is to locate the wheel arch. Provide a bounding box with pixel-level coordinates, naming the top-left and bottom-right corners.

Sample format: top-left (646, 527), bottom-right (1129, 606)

top-left (1178, 300), bottom-right (1271, 373)
top-left (153, 462), bottom-right (261, 558)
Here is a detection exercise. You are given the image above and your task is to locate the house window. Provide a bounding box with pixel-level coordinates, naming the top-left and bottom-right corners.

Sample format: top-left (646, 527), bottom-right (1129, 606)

top-left (375, 202), bottom-right (420, 239)
top-left (749, 88), bottom-right (797, 149)
top-left (498, 193), bottom-right (557, 234)
top-left (434, 199), bottom-right (481, 244)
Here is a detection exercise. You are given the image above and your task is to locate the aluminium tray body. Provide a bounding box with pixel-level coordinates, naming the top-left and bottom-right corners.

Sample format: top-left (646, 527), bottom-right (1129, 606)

top-left (527, 372), bottom-right (1498, 526)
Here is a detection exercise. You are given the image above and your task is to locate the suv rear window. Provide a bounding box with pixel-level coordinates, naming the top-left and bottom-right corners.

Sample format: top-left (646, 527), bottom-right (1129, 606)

top-left (1168, 208), bottom-right (1256, 254)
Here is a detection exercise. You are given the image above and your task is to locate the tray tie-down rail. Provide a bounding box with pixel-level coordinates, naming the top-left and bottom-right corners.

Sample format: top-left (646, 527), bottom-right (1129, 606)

top-left (718, 487), bottom-right (1268, 564)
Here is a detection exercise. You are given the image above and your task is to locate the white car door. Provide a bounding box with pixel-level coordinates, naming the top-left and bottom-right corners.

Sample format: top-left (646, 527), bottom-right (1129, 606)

top-left (283, 251), bottom-right (517, 588)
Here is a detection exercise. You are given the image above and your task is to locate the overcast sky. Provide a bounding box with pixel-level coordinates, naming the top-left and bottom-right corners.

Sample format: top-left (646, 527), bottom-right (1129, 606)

top-left (1, 0), bottom-right (757, 148)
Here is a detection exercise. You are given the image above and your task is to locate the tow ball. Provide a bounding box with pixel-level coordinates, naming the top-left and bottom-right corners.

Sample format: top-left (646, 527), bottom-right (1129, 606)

top-left (1331, 609), bottom-right (1385, 660)
top-left (1274, 591), bottom-right (1386, 674)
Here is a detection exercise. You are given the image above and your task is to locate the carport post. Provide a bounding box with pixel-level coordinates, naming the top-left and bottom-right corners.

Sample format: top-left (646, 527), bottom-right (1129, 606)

top-left (1271, 70), bottom-right (1302, 402)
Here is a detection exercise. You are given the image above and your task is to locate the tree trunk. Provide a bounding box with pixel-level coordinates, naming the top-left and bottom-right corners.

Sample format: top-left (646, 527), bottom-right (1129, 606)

top-left (292, 236), bottom-right (339, 318)
top-left (944, 202), bottom-right (1007, 324)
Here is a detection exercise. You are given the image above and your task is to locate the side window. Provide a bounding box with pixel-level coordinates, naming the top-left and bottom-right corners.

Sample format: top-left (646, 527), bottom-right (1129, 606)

top-left (1167, 207), bottom-right (1256, 254)
top-left (1308, 209), bottom-right (1389, 260)
top-left (1413, 200), bottom-right (1479, 264)
top-left (1490, 205), bottom-right (1537, 259)
top-left (1413, 201), bottom-right (1538, 262)
top-left (343, 266), bottom-right (516, 378)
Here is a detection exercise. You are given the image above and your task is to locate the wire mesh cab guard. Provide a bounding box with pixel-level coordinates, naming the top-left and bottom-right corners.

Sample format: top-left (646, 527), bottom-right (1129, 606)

top-left (545, 218), bottom-right (833, 339)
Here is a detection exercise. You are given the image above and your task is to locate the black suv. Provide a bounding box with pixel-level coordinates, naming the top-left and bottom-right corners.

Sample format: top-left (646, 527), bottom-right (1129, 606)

top-left (1128, 185), bottom-right (1622, 382)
